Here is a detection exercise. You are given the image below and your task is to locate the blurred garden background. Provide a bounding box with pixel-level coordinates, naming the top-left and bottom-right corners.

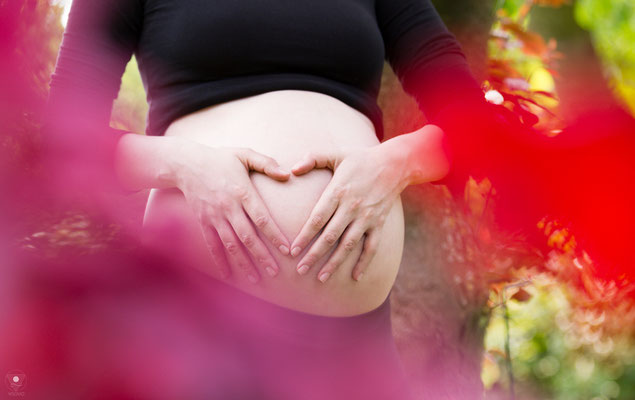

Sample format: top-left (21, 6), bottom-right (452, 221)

top-left (1, 0), bottom-right (633, 399)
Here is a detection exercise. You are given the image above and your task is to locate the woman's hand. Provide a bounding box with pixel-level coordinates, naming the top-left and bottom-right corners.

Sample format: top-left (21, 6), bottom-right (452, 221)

top-left (287, 142), bottom-right (412, 283)
top-left (173, 141), bottom-right (292, 284)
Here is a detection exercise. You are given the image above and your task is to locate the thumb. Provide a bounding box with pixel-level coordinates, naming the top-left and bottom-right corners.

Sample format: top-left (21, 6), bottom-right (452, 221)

top-left (291, 149), bottom-right (346, 175)
top-left (240, 148), bottom-right (290, 181)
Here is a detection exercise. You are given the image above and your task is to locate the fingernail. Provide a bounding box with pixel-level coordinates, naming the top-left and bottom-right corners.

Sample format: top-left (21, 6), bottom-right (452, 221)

top-left (248, 274), bottom-right (258, 284)
top-left (356, 272), bottom-right (364, 281)
top-left (265, 266), bottom-right (277, 277)
top-left (297, 265), bottom-right (310, 275)
top-left (291, 246), bottom-right (301, 257)
top-left (318, 272), bottom-right (331, 283)
top-left (278, 245), bottom-right (289, 255)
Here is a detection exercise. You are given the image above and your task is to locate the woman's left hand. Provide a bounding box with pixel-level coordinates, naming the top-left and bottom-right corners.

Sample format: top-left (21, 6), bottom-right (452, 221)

top-left (288, 142), bottom-right (411, 283)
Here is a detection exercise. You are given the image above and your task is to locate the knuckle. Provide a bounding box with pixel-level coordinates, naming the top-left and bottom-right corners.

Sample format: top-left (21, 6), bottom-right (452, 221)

top-left (377, 214), bottom-right (386, 225)
top-left (217, 198), bottom-right (232, 214)
top-left (269, 236), bottom-right (281, 247)
top-left (204, 205), bottom-right (217, 220)
top-left (343, 238), bottom-right (357, 252)
top-left (349, 197), bottom-right (362, 212)
top-left (205, 241), bottom-right (217, 255)
top-left (310, 214), bottom-right (324, 229)
top-left (232, 185), bottom-right (249, 201)
top-left (240, 233), bottom-right (255, 248)
top-left (224, 241), bottom-right (239, 255)
top-left (254, 214), bottom-right (269, 229)
top-left (323, 231), bottom-right (339, 245)
top-left (331, 184), bottom-right (348, 200)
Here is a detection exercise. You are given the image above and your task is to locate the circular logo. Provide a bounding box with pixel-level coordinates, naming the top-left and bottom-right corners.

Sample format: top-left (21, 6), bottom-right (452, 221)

top-left (5, 370), bottom-right (27, 393)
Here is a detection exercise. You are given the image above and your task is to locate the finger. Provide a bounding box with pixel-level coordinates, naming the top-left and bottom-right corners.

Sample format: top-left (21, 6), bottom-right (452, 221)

top-left (239, 148), bottom-right (290, 181)
top-left (199, 222), bottom-right (231, 280)
top-left (315, 220), bottom-right (367, 283)
top-left (290, 152), bottom-right (320, 175)
top-left (215, 218), bottom-right (261, 284)
top-left (351, 228), bottom-right (381, 281)
top-left (291, 150), bottom-right (340, 176)
top-left (225, 205), bottom-right (281, 278)
top-left (294, 204), bottom-right (355, 276)
top-left (240, 185), bottom-right (290, 256)
top-left (289, 183), bottom-right (342, 258)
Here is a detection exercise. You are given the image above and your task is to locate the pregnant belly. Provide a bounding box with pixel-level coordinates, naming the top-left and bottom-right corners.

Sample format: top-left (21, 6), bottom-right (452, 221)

top-left (142, 90), bottom-right (405, 316)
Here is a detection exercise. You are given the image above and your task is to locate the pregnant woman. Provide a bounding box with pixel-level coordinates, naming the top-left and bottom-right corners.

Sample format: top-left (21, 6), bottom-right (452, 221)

top-left (44, 0), bottom-right (486, 398)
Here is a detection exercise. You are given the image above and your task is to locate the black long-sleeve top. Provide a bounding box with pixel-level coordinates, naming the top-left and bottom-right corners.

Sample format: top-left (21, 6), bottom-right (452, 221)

top-left (45, 0), bottom-right (487, 189)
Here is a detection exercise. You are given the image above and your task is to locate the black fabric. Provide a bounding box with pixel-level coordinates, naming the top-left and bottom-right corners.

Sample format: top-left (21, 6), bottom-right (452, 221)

top-left (46, 0), bottom-right (485, 143)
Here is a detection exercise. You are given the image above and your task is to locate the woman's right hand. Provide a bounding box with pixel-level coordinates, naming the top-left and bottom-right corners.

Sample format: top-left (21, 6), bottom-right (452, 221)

top-left (172, 140), bottom-right (292, 284)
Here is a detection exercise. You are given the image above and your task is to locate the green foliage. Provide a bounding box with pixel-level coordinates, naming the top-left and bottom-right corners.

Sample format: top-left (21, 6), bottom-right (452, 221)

top-left (493, 0), bottom-right (635, 116)
top-left (483, 275), bottom-right (635, 400)
top-left (498, 0), bottom-right (530, 20)
top-left (111, 56), bottom-right (148, 134)
top-left (575, 0), bottom-right (635, 113)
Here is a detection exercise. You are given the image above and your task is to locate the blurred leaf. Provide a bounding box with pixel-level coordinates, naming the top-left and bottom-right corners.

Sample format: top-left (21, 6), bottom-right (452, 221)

top-left (500, 20), bottom-right (548, 56)
top-left (535, 0), bottom-right (570, 7)
top-left (511, 287), bottom-right (532, 302)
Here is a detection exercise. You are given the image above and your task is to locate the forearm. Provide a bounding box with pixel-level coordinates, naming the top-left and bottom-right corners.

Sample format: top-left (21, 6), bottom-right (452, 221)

top-left (113, 132), bottom-right (188, 191)
top-left (381, 124), bottom-right (451, 187)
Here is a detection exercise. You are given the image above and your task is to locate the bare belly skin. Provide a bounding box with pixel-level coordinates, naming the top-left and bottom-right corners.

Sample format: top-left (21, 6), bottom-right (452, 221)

top-left (142, 90), bottom-right (405, 316)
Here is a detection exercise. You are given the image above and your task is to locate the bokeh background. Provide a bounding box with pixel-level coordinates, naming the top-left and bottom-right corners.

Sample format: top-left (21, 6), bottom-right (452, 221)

top-left (1, 0), bottom-right (633, 399)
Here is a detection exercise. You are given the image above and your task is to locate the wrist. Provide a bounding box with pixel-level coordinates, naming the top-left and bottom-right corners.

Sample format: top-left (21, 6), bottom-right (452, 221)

top-left (378, 133), bottom-right (418, 191)
top-left (114, 133), bottom-right (193, 191)
top-left (381, 125), bottom-right (451, 186)
top-left (161, 136), bottom-right (197, 189)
